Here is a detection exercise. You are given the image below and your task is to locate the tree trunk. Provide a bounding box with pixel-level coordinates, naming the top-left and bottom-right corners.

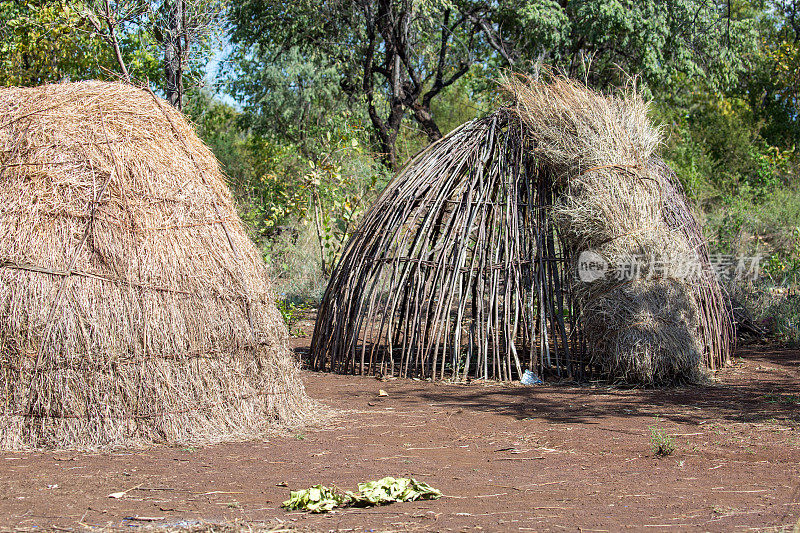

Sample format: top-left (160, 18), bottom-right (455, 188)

top-left (164, 0), bottom-right (184, 109)
top-left (410, 103), bottom-right (442, 143)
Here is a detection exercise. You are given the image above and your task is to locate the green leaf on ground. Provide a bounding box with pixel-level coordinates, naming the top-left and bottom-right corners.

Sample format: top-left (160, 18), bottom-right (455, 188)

top-left (281, 485), bottom-right (349, 513)
top-left (281, 477), bottom-right (441, 513)
top-left (353, 476), bottom-right (442, 506)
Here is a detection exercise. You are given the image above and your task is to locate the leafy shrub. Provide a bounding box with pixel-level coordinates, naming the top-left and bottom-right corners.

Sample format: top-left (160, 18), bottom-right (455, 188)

top-left (649, 417), bottom-right (676, 457)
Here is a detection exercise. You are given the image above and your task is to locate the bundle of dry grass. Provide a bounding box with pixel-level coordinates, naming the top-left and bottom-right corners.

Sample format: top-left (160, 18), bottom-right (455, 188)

top-left (0, 81), bottom-right (316, 449)
top-left (311, 75), bottom-right (732, 385)
top-left (505, 75), bottom-right (733, 383)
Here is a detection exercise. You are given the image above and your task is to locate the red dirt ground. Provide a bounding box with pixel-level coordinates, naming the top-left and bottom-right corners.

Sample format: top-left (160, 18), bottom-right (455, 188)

top-left (1, 333), bottom-right (799, 532)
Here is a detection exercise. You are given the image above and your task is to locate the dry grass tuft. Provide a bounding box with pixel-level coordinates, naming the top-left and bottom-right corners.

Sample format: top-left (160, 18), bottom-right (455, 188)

top-left (0, 81), bottom-right (318, 449)
top-left (502, 73), bottom-right (662, 183)
top-left (506, 74), bottom-right (732, 383)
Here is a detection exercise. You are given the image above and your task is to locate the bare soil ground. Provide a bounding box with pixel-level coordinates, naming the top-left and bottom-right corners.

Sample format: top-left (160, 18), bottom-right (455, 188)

top-left (1, 326), bottom-right (799, 532)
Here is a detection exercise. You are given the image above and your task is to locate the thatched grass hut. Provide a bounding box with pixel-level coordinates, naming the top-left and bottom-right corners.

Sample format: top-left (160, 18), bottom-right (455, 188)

top-left (0, 81), bottom-right (315, 449)
top-left (311, 76), bottom-right (733, 385)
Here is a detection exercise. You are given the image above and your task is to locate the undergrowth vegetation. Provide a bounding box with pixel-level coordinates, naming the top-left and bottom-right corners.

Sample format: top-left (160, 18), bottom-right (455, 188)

top-left (657, 87), bottom-right (800, 343)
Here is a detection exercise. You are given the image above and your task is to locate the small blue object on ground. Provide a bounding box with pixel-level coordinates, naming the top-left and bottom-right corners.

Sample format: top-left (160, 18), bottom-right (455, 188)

top-left (520, 369), bottom-right (543, 385)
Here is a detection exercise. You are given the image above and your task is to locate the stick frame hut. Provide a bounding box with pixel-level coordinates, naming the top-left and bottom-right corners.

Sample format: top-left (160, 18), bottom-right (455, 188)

top-left (311, 77), bottom-right (733, 384)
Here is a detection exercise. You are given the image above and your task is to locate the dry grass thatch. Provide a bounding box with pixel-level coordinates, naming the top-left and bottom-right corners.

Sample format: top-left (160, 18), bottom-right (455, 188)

top-left (311, 75), bottom-right (733, 385)
top-left (0, 81), bottom-right (317, 449)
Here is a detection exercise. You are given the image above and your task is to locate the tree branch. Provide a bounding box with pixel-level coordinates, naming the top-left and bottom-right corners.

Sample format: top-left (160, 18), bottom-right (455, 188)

top-left (433, 8), bottom-right (451, 90)
top-left (466, 11), bottom-right (515, 66)
top-left (83, 0), bottom-right (131, 81)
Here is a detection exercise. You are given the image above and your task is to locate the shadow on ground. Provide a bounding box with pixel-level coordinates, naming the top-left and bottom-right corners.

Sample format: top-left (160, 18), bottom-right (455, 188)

top-left (297, 343), bottom-right (800, 427)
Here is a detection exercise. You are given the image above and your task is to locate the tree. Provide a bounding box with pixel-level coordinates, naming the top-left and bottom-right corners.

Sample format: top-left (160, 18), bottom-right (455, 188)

top-left (475, 0), bottom-right (756, 92)
top-left (0, 0), bottom-right (114, 86)
top-left (227, 46), bottom-right (348, 159)
top-left (80, 0), bottom-right (149, 80)
top-left (78, 0), bottom-right (225, 108)
top-left (151, 0), bottom-right (226, 109)
top-left (742, 0), bottom-right (800, 147)
top-left (229, 0), bottom-right (491, 169)
top-left (228, 0), bottom-right (758, 169)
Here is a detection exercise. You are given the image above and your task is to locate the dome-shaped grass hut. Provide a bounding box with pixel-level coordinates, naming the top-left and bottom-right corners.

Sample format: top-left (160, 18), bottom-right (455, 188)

top-left (0, 81), bottom-right (315, 449)
top-left (311, 76), bottom-right (733, 385)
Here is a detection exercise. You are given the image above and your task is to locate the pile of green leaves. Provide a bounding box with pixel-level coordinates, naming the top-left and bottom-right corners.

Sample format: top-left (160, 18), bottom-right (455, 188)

top-left (281, 485), bottom-right (349, 513)
top-left (282, 477), bottom-right (442, 513)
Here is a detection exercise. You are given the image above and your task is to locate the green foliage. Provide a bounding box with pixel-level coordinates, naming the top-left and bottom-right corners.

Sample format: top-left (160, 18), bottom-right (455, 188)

top-left (763, 393), bottom-right (800, 405)
top-left (494, 0), bottom-right (570, 60)
top-left (226, 1), bottom-right (525, 167)
top-left (742, 1), bottom-right (800, 148)
top-left (493, 0), bottom-right (757, 92)
top-left (306, 149), bottom-right (383, 274)
top-left (352, 477), bottom-right (443, 506)
top-left (244, 128), bottom-right (385, 275)
top-left (216, 39), bottom-right (390, 266)
top-left (656, 87), bottom-right (794, 206)
top-left (703, 185), bottom-right (800, 261)
top-left (0, 0), bottom-right (221, 97)
top-left (761, 226), bottom-right (800, 285)
top-left (649, 417), bottom-right (676, 457)
top-left (281, 477), bottom-right (442, 513)
top-left (227, 46), bottom-right (348, 154)
top-left (187, 87), bottom-right (388, 288)
top-left (282, 485), bottom-right (347, 513)
top-left (276, 299), bottom-right (307, 328)
top-left (0, 0), bottom-right (113, 85)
